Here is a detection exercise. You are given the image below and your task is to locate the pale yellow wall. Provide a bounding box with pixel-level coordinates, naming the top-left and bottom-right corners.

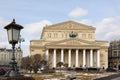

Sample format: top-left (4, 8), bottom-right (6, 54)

top-left (30, 40), bottom-right (47, 56)
top-left (42, 29), bottom-right (95, 41)
top-left (100, 48), bottom-right (108, 69)
top-left (30, 48), bottom-right (44, 56)
top-left (30, 21), bottom-right (108, 68)
top-left (0, 49), bottom-right (22, 65)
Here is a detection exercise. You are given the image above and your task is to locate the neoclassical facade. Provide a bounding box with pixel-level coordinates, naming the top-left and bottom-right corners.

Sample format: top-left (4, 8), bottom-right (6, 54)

top-left (30, 21), bottom-right (108, 68)
top-left (0, 47), bottom-right (22, 66)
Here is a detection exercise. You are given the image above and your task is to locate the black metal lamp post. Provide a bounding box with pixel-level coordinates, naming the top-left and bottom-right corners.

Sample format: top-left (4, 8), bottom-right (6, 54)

top-left (4, 19), bottom-right (23, 77)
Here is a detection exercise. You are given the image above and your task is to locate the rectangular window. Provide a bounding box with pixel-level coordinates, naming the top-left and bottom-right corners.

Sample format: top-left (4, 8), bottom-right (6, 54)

top-left (1, 54), bottom-right (3, 61)
top-left (62, 34), bottom-right (64, 38)
top-left (48, 33), bottom-right (51, 38)
top-left (118, 52), bottom-right (120, 57)
top-left (65, 33), bottom-right (67, 38)
top-left (82, 34), bottom-right (86, 39)
top-left (88, 34), bottom-right (92, 39)
top-left (4, 54), bottom-right (5, 60)
top-left (54, 33), bottom-right (58, 38)
top-left (113, 51), bottom-right (117, 57)
top-left (119, 51), bottom-right (120, 54)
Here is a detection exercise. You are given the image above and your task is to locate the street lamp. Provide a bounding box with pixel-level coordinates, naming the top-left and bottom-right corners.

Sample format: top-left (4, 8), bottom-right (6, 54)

top-left (4, 19), bottom-right (23, 77)
top-left (18, 35), bottom-right (25, 71)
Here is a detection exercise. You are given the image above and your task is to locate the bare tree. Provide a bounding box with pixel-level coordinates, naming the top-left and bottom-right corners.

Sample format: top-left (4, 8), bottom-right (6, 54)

top-left (21, 56), bottom-right (31, 71)
top-left (21, 54), bottom-right (51, 73)
top-left (31, 54), bottom-right (41, 73)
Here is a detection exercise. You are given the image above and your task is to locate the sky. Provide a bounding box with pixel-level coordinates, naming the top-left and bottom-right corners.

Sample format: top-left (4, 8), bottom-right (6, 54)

top-left (0, 0), bottom-right (120, 57)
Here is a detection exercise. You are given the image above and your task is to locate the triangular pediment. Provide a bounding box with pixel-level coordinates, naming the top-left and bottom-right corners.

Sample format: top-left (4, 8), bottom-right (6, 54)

top-left (46, 38), bottom-right (97, 46)
top-left (45, 21), bottom-right (95, 30)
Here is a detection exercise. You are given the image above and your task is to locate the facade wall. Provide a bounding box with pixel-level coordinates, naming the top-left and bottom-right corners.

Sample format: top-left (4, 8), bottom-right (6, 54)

top-left (100, 48), bottom-right (108, 68)
top-left (109, 40), bottom-right (120, 69)
top-left (30, 21), bottom-right (108, 69)
top-left (0, 48), bottom-right (22, 67)
top-left (42, 29), bottom-right (95, 41)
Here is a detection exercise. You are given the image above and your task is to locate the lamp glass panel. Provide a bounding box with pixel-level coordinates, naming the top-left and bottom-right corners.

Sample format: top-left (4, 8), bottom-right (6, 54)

top-left (8, 29), bottom-right (12, 42)
top-left (13, 29), bottom-right (20, 41)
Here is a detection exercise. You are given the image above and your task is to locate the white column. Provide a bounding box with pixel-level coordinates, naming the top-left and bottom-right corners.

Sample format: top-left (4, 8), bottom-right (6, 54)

top-left (45, 49), bottom-right (49, 61)
top-left (97, 50), bottom-right (100, 68)
top-left (68, 49), bottom-right (71, 67)
top-left (90, 49), bottom-right (93, 67)
top-left (53, 49), bottom-right (56, 68)
top-left (75, 49), bottom-right (79, 67)
top-left (61, 49), bottom-right (64, 62)
top-left (83, 49), bottom-right (86, 67)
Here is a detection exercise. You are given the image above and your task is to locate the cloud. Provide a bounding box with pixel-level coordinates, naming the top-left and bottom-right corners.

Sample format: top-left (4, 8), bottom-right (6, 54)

top-left (0, 17), bottom-right (10, 26)
top-left (80, 19), bottom-right (93, 25)
top-left (21, 20), bottom-right (52, 56)
top-left (0, 17), bottom-right (10, 48)
top-left (95, 16), bottom-right (120, 41)
top-left (1, 16), bottom-right (120, 56)
top-left (0, 18), bottom-right (52, 56)
top-left (68, 7), bottom-right (88, 18)
top-left (23, 20), bottom-right (52, 37)
top-left (74, 17), bottom-right (120, 42)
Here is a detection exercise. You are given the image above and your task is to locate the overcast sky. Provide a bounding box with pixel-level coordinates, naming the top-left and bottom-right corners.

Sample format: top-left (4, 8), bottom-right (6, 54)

top-left (0, 0), bottom-right (120, 56)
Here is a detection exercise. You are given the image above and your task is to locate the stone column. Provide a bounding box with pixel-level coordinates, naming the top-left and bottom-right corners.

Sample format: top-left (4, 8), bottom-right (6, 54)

top-left (75, 49), bottom-right (79, 67)
top-left (53, 49), bottom-right (56, 68)
top-left (61, 49), bottom-right (64, 62)
top-left (90, 49), bottom-right (93, 67)
top-left (83, 49), bottom-right (86, 67)
top-left (97, 50), bottom-right (100, 68)
top-left (68, 49), bottom-right (71, 67)
top-left (45, 49), bottom-right (49, 61)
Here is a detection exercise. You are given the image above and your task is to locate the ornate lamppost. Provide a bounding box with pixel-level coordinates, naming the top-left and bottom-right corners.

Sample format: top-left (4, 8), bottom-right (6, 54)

top-left (18, 35), bottom-right (25, 71)
top-left (4, 19), bottom-right (23, 77)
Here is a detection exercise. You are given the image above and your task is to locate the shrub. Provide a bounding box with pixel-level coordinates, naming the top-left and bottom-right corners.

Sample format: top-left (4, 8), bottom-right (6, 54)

top-left (67, 67), bottom-right (74, 71)
top-left (106, 68), bottom-right (117, 72)
top-left (41, 69), bottom-right (55, 73)
top-left (75, 68), bottom-right (84, 71)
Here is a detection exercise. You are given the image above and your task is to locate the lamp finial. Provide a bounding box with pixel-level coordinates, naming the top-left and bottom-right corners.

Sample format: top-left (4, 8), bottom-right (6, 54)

top-left (13, 19), bottom-right (16, 24)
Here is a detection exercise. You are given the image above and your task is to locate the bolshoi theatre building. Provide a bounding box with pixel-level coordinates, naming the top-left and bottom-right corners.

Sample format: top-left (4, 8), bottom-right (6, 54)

top-left (30, 21), bottom-right (108, 69)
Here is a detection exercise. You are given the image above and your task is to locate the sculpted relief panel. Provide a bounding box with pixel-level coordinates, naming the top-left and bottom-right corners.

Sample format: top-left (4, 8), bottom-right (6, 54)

top-left (48, 21), bottom-right (94, 30)
top-left (61, 40), bottom-right (89, 45)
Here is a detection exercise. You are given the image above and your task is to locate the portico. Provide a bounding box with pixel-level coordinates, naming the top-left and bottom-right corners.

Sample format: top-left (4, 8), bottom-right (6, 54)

top-left (45, 48), bottom-right (100, 68)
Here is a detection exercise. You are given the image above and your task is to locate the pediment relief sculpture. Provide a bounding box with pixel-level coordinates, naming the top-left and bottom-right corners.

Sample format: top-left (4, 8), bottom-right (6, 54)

top-left (45, 21), bottom-right (95, 30)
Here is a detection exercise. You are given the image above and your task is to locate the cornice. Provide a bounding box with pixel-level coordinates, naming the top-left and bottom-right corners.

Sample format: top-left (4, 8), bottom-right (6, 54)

top-left (45, 45), bottom-right (100, 49)
top-left (44, 20), bottom-right (95, 30)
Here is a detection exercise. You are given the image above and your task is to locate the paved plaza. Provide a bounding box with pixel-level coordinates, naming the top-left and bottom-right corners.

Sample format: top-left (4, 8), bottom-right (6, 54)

top-left (112, 77), bottom-right (120, 80)
top-left (24, 70), bottom-right (120, 80)
top-left (93, 72), bottom-right (120, 80)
